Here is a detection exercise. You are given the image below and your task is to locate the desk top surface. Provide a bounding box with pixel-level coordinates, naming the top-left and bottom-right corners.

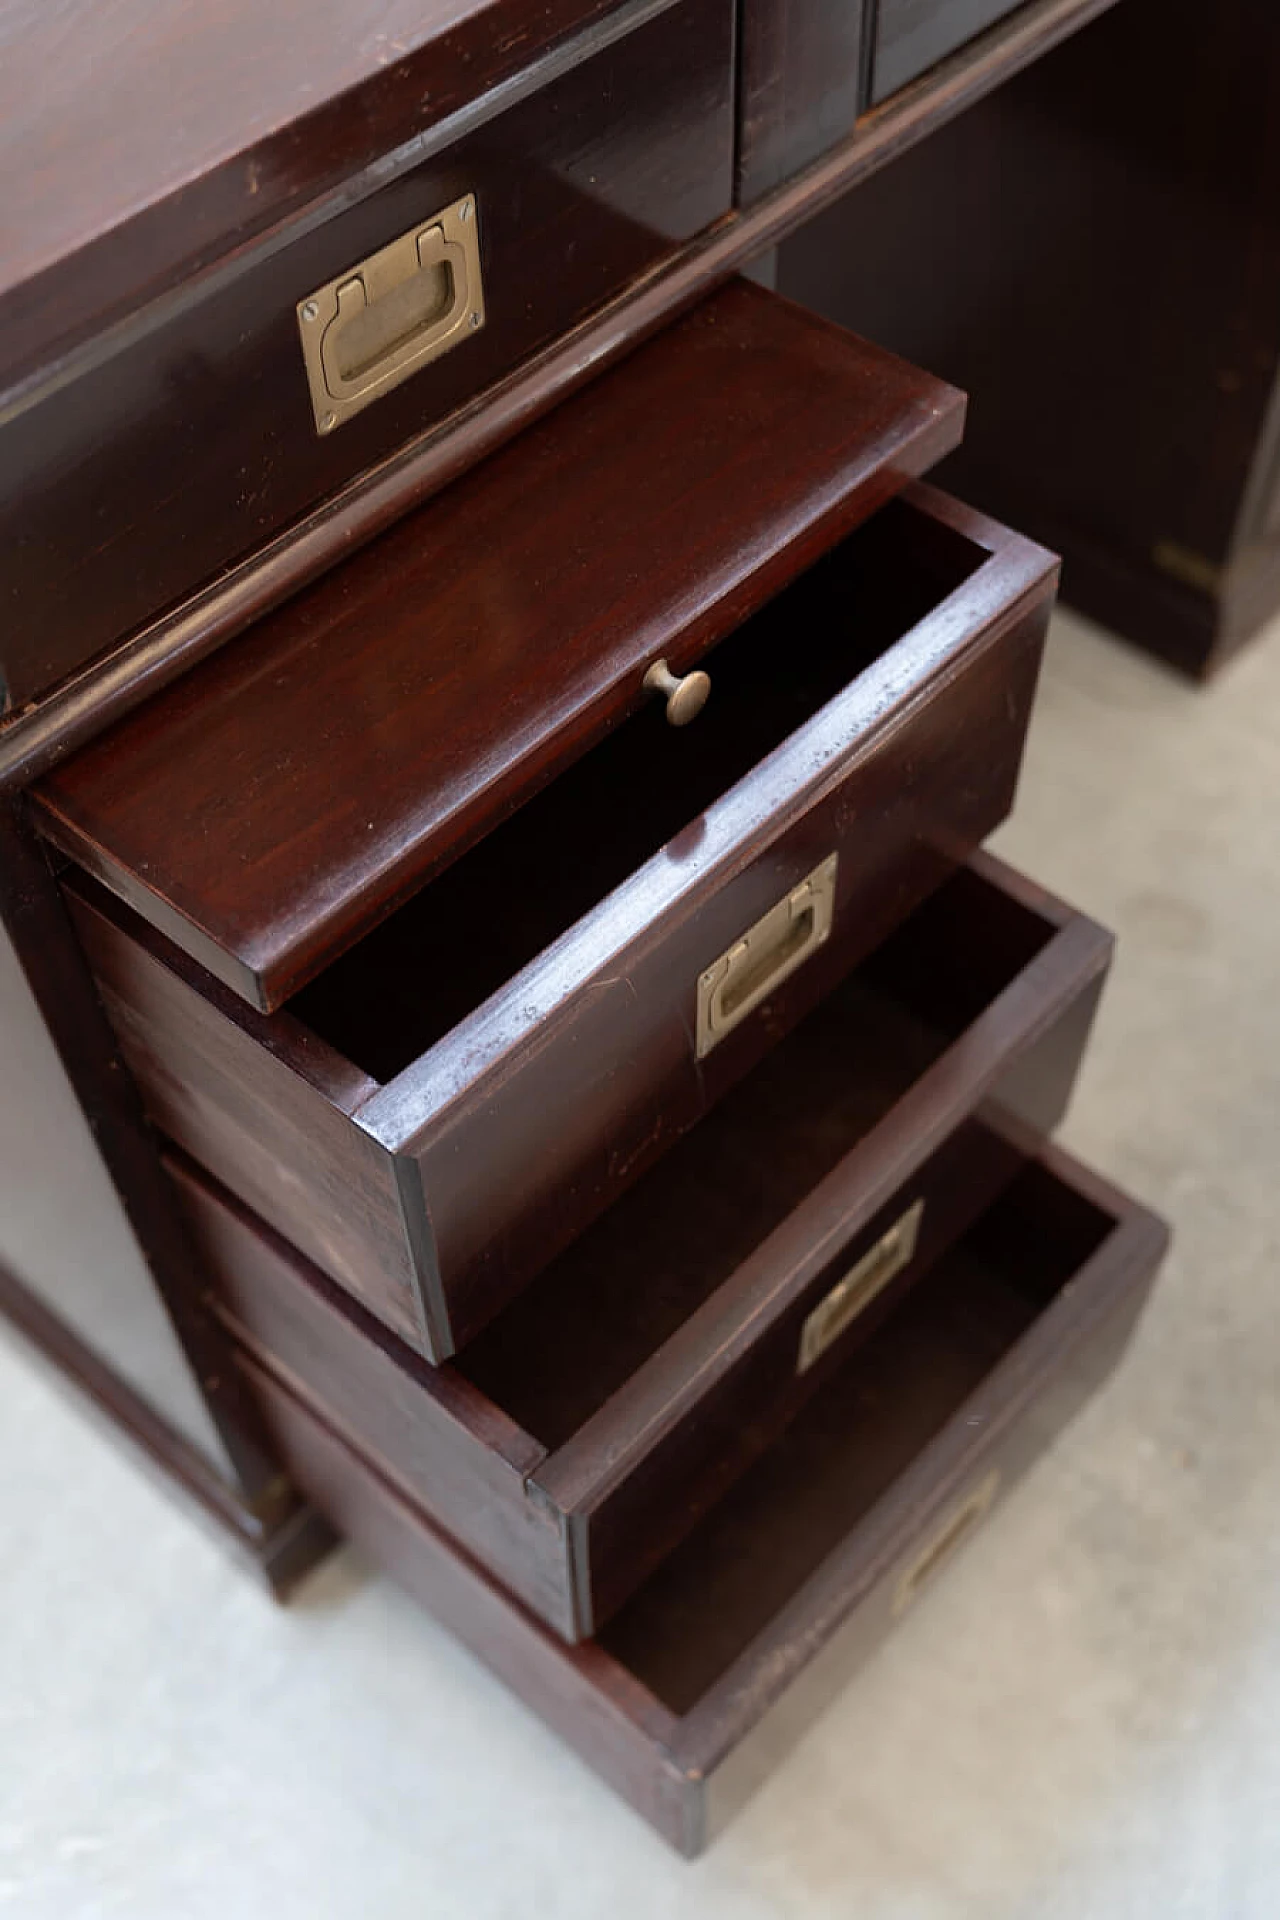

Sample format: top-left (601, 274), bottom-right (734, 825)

top-left (0, 0), bottom-right (624, 384)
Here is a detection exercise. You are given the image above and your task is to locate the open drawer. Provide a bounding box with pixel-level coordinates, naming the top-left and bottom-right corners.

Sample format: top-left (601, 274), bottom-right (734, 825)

top-left (33, 280), bottom-right (963, 1010)
top-left (179, 853), bottom-right (1112, 1639)
top-left (61, 479), bottom-right (1056, 1361)
top-left (237, 1142), bottom-right (1169, 1854)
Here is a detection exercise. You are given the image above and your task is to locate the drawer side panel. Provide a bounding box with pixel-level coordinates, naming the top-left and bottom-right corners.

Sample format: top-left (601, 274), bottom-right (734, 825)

top-left (169, 1153), bottom-right (581, 1638)
top-left (33, 283), bottom-right (963, 1009)
top-left (65, 883), bottom-right (427, 1350)
top-left (238, 1350), bottom-right (694, 1848)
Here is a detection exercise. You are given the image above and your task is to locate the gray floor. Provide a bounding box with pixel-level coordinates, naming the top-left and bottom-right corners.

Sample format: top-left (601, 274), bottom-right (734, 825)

top-left (2, 606), bottom-right (1278, 1918)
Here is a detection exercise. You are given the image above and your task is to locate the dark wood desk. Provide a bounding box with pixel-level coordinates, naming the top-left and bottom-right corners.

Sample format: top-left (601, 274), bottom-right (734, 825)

top-left (0, 0), bottom-right (1185, 1847)
top-left (776, 0), bottom-right (1280, 680)
top-left (0, 0), bottom-right (1143, 1551)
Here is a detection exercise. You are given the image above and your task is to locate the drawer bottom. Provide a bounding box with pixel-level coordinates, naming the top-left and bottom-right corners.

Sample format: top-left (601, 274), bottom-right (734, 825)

top-left (237, 1144), bottom-right (1167, 1854)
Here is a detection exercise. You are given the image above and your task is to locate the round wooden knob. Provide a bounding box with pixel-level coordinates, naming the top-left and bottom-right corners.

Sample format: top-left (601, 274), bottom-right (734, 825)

top-left (643, 657), bottom-right (711, 727)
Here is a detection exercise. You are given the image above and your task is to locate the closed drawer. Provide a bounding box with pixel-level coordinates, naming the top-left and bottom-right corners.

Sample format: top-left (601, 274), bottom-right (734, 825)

top-left (737, 1), bottom-right (868, 204)
top-left (870, 0), bottom-right (1027, 103)
top-left (63, 485), bottom-right (1056, 1360)
top-left (1, 0), bottom-right (736, 714)
top-left (177, 853), bottom-right (1111, 1639)
top-left (236, 1143), bottom-right (1169, 1853)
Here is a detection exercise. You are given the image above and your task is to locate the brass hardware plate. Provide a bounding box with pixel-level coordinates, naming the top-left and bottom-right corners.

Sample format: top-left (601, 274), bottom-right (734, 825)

top-left (892, 1470), bottom-right (1001, 1617)
top-left (696, 853), bottom-right (838, 1060)
top-left (297, 195), bottom-right (484, 433)
top-left (1152, 538), bottom-right (1223, 596)
top-left (796, 1198), bottom-right (924, 1376)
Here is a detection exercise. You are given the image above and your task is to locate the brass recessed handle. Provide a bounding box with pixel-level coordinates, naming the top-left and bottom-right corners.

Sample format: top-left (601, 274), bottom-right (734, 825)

top-left (297, 194), bottom-right (483, 434)
top-left (892, 1471), bottom-right (1001, 1617)
top-left (696, 854), bottom-right (838, 1058)
top-left (643, 657), bottom-right (711, 726)
top-left (796, 1198), bottom-right (924, 1375)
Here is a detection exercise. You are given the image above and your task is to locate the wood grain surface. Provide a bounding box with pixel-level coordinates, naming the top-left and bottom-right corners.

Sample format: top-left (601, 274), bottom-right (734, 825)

top-left (1, 0), bottom-right (735, 716)
top-left (0, 795), bottom-right (296, 1510)
top-left (233, 1142), bottom-right (1167, 1851)
top-left (167, 1150), bottom-right (579, 1638)
top-left (780, 0), bottom-right (1280, 676)
top-left (34, 282), bottom-right (964, 1010)
top-left (737, 0), bottom-right (868, 203)
top-left (0, 0), bottom-right (1120, 785)
top-left (0, 0), bottom-right (655, 382)
top-left (60, 487), bottom-right (1052, 1360)
top-left (183, 853), bottom-right (1111, 1636)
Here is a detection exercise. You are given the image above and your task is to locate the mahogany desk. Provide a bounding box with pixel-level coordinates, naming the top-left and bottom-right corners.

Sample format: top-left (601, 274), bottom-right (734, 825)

top-left (0, 0), bottom-right (1200, 1848)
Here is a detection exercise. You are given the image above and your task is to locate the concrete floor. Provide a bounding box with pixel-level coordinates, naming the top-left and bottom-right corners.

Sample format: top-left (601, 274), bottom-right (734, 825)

top-left (2, 605), bottom-right (1279, 1918)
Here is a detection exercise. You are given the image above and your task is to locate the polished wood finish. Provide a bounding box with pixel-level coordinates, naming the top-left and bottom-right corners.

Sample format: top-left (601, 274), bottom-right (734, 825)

top-left (235, 1144), bottom-right (1168, 1853)
top-left (736, 0), bottom-right (867, 204)
top-left (2, 0), bottom-right (735, 716)
top-left (173, 1156), bottom-right (581, 1636)
top-left (779, 0), bottom-right (1280, 677)
top-left (0, 0), bottom-right (654, 383)
top-left (0, 1250), bottom-right (337, 1599)
top-left (0, 795), bottom-right (291, 1513)
top-left (0, 1), bottom-right (1177, 1771)
top-left (62, 487), bottom-right (1055, 1360)
top-left (871, 0), bottom-right (1026, 104)
top-left (0, 0), bottom-right (1119, 786)
top-left (181, 853), bottom-right (1113, 1638)
top-left (34, 283), bottom-right (964, 1009)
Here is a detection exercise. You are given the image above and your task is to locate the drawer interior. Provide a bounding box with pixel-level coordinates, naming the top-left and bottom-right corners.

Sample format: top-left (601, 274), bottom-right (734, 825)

top-left (33, 284), bottom-right (965, 1012)
top-left (232, 1141), bottom-right (1161, 1852)
top-left (453, 861), bottom-right (1063, 1448)
top-left (596, 1159), bottom-right (1114, 1713)
top-left (289, 495), bottom-right (988, 1081)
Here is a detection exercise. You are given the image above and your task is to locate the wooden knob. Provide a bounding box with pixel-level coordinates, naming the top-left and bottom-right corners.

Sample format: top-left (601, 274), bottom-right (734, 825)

top-left (643, 657), bottom-right (711, 727)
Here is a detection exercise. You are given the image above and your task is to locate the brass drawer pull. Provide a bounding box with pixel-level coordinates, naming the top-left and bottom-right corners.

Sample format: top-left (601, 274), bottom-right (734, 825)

top-left (696, 853), bottom-right (837, 1058)
top-left (797, 1198), bottom-right (924, 1375)
top-left (643, 657), bottom-right (711, 726)
top-left (298, 194), bottom-right (484, 433)
top-left (893, 1470), bottom-right (1001, 1617)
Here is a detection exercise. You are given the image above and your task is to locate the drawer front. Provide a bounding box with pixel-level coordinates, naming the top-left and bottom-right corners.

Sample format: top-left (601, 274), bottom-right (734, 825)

top-left (686, 1158), bottom-right (1166, 1849)
top-left (0, 0), bottom-right (734, 716)
top-left (428, 855), bottom-right (1112, 1633)
top-left (737, 0), bottom-right (868, 204)
top-left (401, 565), bottom-right (1049, 1352)
top-left (181, 854), bottom-right (1112, 1640)
top-left (64, 487), bottom-right (1056, 1361)
top-left (871, 0), bottom-right (1025, 103)
top-left (233, 1145), bottom-right (1168, 1854)
top-left (36, 284), bottom-right (964, 1015)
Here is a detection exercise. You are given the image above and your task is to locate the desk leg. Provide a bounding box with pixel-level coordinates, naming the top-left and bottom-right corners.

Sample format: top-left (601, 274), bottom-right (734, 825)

top-left (777, 0), bottom-right (1280, 678)
top-left (0, 796), bottom-right (336, 1593)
